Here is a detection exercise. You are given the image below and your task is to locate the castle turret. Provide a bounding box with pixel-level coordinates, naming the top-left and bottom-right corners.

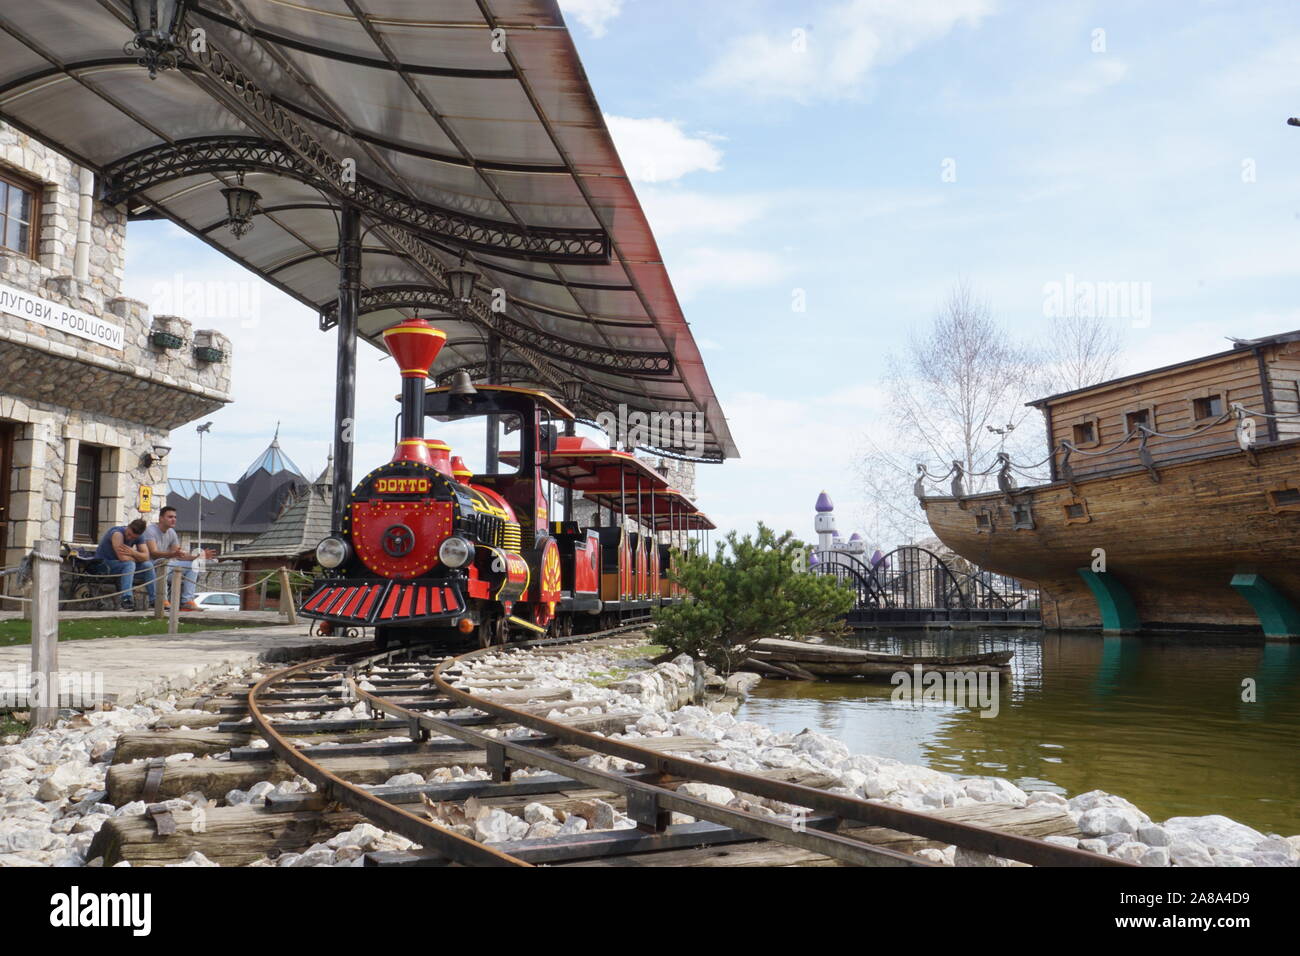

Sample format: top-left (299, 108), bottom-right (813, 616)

top-left (814, 490), bottom-right (836, 551)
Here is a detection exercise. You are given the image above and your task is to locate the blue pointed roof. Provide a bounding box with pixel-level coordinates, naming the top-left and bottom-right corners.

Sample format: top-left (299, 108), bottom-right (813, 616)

top-left (815, 491), bottom-right (834, 513)
top-left (241, 437), bottom-right (304, 481)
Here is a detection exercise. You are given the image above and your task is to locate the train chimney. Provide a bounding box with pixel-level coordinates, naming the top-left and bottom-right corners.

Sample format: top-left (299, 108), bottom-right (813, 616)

top-left (381, 317), bottom-right (446, 469)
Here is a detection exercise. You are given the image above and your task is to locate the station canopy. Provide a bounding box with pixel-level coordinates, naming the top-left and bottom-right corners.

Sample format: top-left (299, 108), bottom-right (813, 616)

top-left (0, 0), bottom-right (738, 461)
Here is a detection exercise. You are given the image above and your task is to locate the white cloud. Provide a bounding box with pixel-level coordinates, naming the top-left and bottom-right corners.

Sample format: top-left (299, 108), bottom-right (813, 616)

top-left (605, 115), bottom-right (723, 183)
top-left (700, 0), bottom-right (995, 102)
top-left (558, 0), bottom-right (624, 38)
top-left (695, 383), bottom-right (894, 544)
top-left (1064, 57), bottom-right (1128, 96)
top-left (670, 246), bottom-right (791, 300)
top-left (637, 186), bottom-right (767, 236)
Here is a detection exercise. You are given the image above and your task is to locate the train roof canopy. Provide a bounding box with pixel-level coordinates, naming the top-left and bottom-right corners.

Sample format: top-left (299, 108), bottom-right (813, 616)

top-left (500, 434), bottom-right (670, 489)
top-left (0, 0), bottom-right (738, 461)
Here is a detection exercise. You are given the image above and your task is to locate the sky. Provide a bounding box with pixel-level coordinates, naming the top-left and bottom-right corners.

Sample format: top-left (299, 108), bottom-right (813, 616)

top-left (123, 0), bottom-right (1300, 549)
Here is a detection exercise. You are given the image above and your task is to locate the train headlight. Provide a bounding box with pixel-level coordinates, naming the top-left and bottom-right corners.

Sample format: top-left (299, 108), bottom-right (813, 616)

top-left (438, 536), bottom-right (473, 569)
top-left (316, 537), bottom-right (350, 569)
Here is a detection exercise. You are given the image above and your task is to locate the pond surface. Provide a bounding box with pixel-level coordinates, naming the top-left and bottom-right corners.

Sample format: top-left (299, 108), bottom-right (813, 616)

top-left (738, 629), bottom-right (1300, 835)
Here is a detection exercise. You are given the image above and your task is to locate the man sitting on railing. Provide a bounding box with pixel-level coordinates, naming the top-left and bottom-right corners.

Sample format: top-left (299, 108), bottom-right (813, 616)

top-left (139, 505), bottom-right (216, 611)
top-left (92, 519), bottom-right (149, 610)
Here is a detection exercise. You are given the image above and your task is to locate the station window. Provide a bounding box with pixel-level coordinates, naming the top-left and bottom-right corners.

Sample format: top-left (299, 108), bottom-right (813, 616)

top-left (1072, 421), bottom-right (1096, 445)
top-left (0, 170), bottom-right (40, 259)
top-left (72, 445), bottom-right (102, 542)
top-left (974, 511), bottom-right (992, 531)
top-left (1193, 394), bottom-right (1224, 419)
top-left (1011, 503), bottom-right (1035, 530)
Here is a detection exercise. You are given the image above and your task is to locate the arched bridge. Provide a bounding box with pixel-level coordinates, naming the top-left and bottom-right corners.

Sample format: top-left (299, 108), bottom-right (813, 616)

top-left (812, 547), bottom-right (1041, 627)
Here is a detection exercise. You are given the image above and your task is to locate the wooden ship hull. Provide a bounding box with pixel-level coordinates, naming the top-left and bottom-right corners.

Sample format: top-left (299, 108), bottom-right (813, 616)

top-left (923, 439), bottom-right (1300, 632)
top-left (749, 638), bottom-right (1013, 679)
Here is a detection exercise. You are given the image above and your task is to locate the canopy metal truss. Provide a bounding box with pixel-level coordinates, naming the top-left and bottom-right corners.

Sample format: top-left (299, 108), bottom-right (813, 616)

top-left (0, 0), bottom-right (738, 524)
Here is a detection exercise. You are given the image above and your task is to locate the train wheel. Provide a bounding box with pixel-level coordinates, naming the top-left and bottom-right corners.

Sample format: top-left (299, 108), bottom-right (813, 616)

top-left (477, 618), bottom-right (494, 649)
top-left (494, 616), bottom-right (511, 646)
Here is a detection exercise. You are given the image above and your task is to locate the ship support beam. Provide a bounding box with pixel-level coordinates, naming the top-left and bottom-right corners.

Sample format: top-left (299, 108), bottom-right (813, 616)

top-left (1076, 569), bottom-right (1141, 634)
top-left (1230, 574), bottom-right (1300, 640)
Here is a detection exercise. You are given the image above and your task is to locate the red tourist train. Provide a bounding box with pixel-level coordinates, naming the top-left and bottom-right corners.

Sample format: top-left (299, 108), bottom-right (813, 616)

top-left (299, 318), bottom-right (713, 648)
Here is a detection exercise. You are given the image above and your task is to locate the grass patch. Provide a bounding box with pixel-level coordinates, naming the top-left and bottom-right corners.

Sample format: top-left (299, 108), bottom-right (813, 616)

top-left (0, 711), bottom-right (29, 738)
top-left (0, 616), bottom-right (265, 647)
top-left (584, 666), bottom-right (633, 688)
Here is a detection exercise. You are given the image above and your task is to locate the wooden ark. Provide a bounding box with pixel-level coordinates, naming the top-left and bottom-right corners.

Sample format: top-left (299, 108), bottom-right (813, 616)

top-left (921, 331), bottom-right (1300, 637)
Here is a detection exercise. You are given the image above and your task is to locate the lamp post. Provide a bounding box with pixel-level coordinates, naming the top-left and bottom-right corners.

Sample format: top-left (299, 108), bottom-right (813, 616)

top-left (196, 421), bottom-right (212, 557)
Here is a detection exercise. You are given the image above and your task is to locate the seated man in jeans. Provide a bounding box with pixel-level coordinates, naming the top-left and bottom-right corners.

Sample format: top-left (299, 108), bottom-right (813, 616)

top-left (93, 519), bottom-right (150, 609)
top-left (139, 505), bottom-right (216, 611)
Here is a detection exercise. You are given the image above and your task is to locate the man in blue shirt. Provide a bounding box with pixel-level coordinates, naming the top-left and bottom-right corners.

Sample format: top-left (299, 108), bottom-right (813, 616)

top-left (93, 519), bottom-right (149, 609)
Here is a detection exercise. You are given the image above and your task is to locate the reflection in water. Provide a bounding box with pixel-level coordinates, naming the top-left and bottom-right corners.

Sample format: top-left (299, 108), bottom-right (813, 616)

top-left (738, 629), bottom-right (1300, 835)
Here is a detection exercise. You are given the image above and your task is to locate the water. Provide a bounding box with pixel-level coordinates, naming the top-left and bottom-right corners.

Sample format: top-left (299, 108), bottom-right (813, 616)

top-left (738, 629), bottom-right (1300, 835)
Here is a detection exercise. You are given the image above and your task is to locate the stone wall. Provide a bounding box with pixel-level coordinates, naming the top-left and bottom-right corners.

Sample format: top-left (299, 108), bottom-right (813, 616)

top-left (0, 122), bottom-right (234, 589)
top-left (0, 125), bottom-right (125, 298)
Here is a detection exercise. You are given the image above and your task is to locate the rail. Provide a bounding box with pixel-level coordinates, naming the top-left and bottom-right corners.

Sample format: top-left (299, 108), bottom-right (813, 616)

top-left (244, 626), bottom-right (1130, 868)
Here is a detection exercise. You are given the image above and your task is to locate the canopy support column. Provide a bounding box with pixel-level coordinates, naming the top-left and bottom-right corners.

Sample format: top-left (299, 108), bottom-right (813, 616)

top-left (562, 418), bottom-right (575, 522)
top-left (485, 331), bottom-right (501, 475)
top-left (331, 205), bottom-right (361, 533)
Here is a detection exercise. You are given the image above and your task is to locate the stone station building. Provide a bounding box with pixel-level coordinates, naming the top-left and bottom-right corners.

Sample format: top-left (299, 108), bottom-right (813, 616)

top-left (0, 122), bottom-right (232, 594)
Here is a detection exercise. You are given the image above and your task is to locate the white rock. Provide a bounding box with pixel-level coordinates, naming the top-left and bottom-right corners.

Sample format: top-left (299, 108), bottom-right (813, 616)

top-left (525, 821), bottom-right (562, 840)
top-left (1136, 823), bottom-right (1169, 847)
top-left (523, 802), bottom-right (557, 825)
top-left (384, 773), bottom-right (425, 788)
top-left (225, 789), bottom-right (249, 806)
top-left (1078, 806), bottom-right (1146, 837)
top-left (1168, 837), bottom-right (1215, 867)
top-left (556, 815), bottom-right (588, 836)
top-left (1043, 835), bottom-right (1079, 849)
top-left (1078, 838), bottom-right (1109, 855)
top-left (475, 808), bottom-right (529, 844)
top-left (183, 851), bottom-right (218, 867)
top-left (1139, 846), bottom-right (1170, 867)
top-left (1025, 791), bottom-right (1069, 808)
top-left (678, 782), bottom-right (735, 805)
top-left (1163, 815), bottom-right (1266, 854)
top-left (289, 847), bottom-right (334, 867)
top-left (634, 713), bottom-right (669, 734)
top-left (914, 847), bottom-right (950, 865)
top-left (1112, 841), bottom-right (1148, 862)
top-left (328, 823), bottom-right (385, 850)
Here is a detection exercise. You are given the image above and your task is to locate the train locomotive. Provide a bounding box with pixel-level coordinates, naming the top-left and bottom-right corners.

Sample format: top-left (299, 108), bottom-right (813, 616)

top-left (299, 317), bottom-right (712, 648)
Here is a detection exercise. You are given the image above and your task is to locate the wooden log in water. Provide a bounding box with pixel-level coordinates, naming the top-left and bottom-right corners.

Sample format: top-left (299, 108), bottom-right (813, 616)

top-left (749, 638), bottom-right (1013, 679)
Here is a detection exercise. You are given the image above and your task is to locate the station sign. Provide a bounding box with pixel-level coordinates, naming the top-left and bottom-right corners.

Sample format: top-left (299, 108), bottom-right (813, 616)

top-left (0, 280), bottom-right (125, 351)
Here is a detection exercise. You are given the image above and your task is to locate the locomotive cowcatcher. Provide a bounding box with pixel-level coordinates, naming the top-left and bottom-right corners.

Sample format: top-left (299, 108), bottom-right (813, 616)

top-left (299, 317), bottom-right (705, 648)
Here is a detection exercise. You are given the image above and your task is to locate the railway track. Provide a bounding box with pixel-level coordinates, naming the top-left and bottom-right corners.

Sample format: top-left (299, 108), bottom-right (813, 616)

top-left (95, 625), bottom-right (1135, 867)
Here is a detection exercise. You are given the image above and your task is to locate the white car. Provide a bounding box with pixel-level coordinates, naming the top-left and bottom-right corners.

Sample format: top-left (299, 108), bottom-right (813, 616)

top-left (191, 591), bottom-right (242, 610)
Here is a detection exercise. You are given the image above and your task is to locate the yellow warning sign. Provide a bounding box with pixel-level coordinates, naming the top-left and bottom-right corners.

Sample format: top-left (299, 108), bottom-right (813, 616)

top-left (137, 485), bottom-right (153, 513)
